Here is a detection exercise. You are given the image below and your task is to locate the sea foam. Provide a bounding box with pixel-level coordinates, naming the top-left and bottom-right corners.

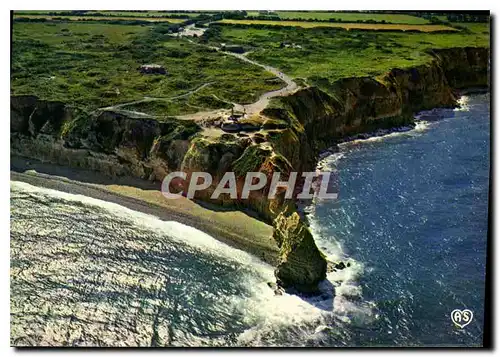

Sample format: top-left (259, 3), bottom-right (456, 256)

top-left (11, 180), bottom-right (339, 346)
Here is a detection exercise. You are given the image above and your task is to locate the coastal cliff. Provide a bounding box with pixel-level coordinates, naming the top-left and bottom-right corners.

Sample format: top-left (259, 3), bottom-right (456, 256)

top-left (10, 46), bottom-right (489, 293)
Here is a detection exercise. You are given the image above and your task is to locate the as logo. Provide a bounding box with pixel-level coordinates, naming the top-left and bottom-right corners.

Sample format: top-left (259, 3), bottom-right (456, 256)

top-left (451, 309), bottom-right (473, 328)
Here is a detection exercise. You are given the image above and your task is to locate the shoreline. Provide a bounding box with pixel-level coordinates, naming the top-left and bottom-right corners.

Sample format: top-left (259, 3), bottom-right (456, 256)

top-left (10, 157), bottom-right (279, 266)
top-left (9, 46), bottom-right (490, 291)
top-left (10, 90), bottom-right (489, 275)
top-left (317, 89), bottom-right (489, 154)
top-left (297, 90), bottom-right (489, 224)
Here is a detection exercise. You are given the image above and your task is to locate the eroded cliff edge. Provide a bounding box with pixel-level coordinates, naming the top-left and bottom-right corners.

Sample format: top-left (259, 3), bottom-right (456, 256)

top-left (10, 46), bottom-right (489, 293)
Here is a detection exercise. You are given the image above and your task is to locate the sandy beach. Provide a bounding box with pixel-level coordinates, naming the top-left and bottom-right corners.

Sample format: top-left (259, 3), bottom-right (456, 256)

top-left (10, 156), bottom-right (279, 266)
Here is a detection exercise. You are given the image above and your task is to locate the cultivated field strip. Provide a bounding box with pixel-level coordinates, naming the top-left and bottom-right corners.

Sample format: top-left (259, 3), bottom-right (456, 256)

top-left (217, 19), bottom-right (458, 32)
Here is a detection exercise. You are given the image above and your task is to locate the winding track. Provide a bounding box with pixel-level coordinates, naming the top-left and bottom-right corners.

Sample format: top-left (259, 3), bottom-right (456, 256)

top-left (99, 82), bottom-right (215, 117)
top-left (176, 46), bottom-right (298, 120)
top-left (101, 37), bottom-right (298, 121)
top-left (227, 51), bottom-right (298, 116)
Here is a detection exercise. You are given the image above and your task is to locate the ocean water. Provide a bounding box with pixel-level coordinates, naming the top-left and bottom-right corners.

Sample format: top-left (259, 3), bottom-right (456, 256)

top-left (10, 181), bottom-right (329, 347)
top-left (309, 93), bottom-right (490, 346)
top-left (10, 94), bottom-right (490, 347)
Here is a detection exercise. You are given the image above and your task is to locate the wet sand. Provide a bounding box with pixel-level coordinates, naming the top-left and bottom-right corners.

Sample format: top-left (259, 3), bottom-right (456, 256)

top-left (10, 157), bottom-right (279, 266)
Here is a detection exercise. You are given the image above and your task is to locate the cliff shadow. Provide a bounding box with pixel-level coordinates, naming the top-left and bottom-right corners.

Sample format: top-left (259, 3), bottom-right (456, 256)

top-left (10, 155), bottom-right (161, 191)
top-left (193, 198), bottom-right (266, 221)
top-left (10, 154), bottom-right (271, 224)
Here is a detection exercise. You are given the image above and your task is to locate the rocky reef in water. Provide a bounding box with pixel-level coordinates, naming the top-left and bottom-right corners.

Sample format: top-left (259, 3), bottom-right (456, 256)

top-left (10, 47), bottom-right (489, 293)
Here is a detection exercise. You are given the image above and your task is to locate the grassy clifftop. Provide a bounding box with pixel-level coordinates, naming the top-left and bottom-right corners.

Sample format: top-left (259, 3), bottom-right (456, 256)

top-left (11, 22), bottom-right (284, 116)
top-left (204, 22), bottom-right (488, 84)
top-left (12, 14), bottom-right (489, 120)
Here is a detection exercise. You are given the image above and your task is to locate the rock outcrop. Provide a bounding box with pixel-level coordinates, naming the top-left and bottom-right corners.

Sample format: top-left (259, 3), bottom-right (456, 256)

top-left (10, 47), bottom-right (489, 293)
top-left (273, 212), bottom-right (327, 292)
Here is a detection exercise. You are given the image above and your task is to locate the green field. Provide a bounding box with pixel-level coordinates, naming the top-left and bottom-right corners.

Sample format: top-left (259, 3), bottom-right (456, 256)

top-left (11, 22), bottom-right (284, 116)
top-left (11, 12), bottom-right (490, 119)
top-left (13, 14), bottom-right (186, 23)
top-left (451, 22), bottom-right (491, 34)
top-left (244, 11), bottom-right (431, 24)
top-left (15, 10), bottom-right (201, 18)
top-left (274, 11), bottom-right (431, 24)
top-left (205, 23), bottom-right (489, 84)
top-left (217, 19), bottom-right (455, 32)
top-left (96, 11), bottom-right (201, 18)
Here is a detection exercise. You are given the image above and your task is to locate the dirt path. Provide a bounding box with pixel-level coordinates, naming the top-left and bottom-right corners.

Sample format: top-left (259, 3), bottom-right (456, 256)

top-left (100, 82), bottom-right (215, 114)
top-left (176, 47), bottom-right (298, 121)
top-left (227, 52), bottom-right (297, 115)
top-left (100, 37), bottom-right (298, 123)
top-left (175, 24), bottom-right (207, 38)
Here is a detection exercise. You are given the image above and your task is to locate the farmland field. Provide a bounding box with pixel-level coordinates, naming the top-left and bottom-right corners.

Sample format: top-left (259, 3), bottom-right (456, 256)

top-left (451, 22), bottom-right (491, 34)
top-left (14, 10), bottom-right (204, 18)
top-left (13, 14), bottom-right (186, 23)
top-left (217, 19), bottom-right (457, 32)
top-left (92, 11), bottom-right (202, 18)
top-left (273, 11), bottom-right (431, 24)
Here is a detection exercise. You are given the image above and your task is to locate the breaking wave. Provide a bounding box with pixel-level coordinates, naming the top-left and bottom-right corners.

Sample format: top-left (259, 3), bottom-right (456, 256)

top-left (10, 181), bottom-right (374, 347)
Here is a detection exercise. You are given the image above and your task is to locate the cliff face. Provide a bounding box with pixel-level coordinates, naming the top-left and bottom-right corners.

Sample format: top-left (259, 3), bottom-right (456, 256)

top-left (10, 47), bottom-right (489, 293)
top-left (266, 47), bottom-right (489, 156)
top-left (11, 103), bottom-right (201, 180)
top-left (429, 47), bottom-right (490, 89)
